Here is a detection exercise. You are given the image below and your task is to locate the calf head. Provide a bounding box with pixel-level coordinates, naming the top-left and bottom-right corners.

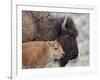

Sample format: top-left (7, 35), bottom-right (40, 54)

top-left (47, 40), bottom-right (65, 60)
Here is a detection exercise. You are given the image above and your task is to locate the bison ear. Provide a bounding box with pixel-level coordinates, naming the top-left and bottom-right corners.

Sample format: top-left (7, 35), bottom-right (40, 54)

top-left (62, 16), bottom-right (68, 31)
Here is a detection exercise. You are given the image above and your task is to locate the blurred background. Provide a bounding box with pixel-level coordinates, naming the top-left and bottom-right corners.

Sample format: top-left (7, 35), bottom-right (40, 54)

top-left (46, 12), bottom-right (89, 67)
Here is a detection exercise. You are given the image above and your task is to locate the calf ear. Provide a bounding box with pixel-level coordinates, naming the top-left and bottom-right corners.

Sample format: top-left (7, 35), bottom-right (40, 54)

top-left (47, 41), bottom-right (52, 47)
top-left (54, 40), bottom-right (57, 42)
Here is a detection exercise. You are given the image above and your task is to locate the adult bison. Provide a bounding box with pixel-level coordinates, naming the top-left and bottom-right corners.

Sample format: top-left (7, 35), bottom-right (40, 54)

top-left (22, 11), bottom-right (79, 67)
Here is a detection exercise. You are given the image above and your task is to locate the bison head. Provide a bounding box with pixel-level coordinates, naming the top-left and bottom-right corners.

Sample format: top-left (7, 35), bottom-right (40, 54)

top-left (55, 16), bottom-right (79, 67)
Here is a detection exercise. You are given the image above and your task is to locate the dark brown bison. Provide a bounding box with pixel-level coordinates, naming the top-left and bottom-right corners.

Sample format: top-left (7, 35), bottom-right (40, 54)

top-left (22, 11), bottom-right (79, 67)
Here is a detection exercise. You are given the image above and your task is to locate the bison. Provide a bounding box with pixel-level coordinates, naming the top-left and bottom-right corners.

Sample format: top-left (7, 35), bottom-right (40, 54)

top-left (22, 11), bottom-right (79, 67)
top-left (22, 41), bottom-right (64, 68)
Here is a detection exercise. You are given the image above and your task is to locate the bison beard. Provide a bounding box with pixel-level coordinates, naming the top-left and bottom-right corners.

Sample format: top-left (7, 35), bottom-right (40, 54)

top-left (22, 11), bottom-right (79, 67)
top-left (56, 34), bottom-right (78, 66)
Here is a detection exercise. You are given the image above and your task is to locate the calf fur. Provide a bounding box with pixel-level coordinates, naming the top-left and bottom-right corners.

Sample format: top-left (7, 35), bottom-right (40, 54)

top-left (22, 41), bottom-right (64, 69)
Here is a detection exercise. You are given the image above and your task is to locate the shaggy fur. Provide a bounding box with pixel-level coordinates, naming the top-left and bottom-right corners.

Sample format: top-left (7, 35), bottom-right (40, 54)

top-left (22, 11), bottom-right (79, 67)
top-left (22, 41), bottom-right (64, 69)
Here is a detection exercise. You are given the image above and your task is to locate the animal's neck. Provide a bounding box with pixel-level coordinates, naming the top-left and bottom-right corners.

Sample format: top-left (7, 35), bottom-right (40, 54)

top-left (40, 48), bottom-right (53, 67)
top-left (36, 53), bottom-right (52, 68)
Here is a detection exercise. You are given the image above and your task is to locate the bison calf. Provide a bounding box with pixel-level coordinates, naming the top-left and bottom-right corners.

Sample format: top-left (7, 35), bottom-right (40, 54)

top-left (22, 40), bottom-right (64, 69)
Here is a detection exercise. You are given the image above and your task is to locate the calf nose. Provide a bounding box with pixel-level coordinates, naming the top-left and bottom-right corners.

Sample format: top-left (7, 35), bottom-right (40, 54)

top-left (62, 52), bottom-right (65, 55)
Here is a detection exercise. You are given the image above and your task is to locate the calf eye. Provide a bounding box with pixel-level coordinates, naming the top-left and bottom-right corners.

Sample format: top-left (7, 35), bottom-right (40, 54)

top-left (54, 48), bottom-right (58, 50)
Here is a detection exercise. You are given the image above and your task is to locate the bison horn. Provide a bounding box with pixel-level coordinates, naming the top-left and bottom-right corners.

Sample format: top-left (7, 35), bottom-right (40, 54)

top-left (62, 16), bottom-right (68, 31)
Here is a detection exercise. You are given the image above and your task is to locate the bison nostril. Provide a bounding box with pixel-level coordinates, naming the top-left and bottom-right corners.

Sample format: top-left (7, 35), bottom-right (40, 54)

top-left (74, 52), bottom-right (78, 58)
top-left (67, 50), bottom-right (78, 60)
top-left (75, 51), bottom-right (78, 56)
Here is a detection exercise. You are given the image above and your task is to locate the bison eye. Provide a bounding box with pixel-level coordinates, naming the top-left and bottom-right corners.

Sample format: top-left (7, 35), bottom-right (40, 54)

top-left (67, 35), bottom-right (72, 40)
top-left (67, 37), bottom-right (71, 40)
